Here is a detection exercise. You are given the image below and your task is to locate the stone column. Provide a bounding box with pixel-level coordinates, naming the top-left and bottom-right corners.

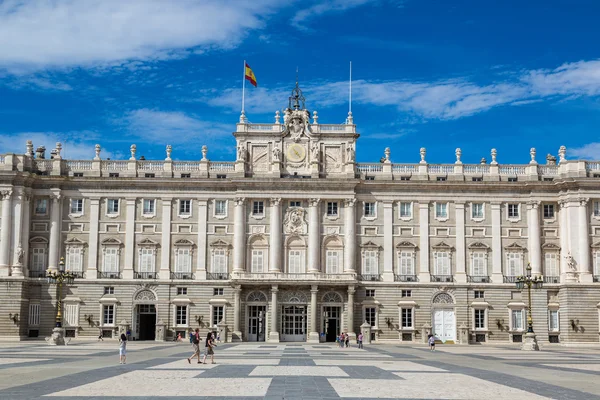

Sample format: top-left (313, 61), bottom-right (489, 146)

top-left (232, 285), bottom-right (242, 341)
top-left (558, 200), bottom-right (569, 275)
top-left (344, 198), bottom-right (356, 273)
top-left (268, 285), bottom-right (280, 342)
top-left (10, 189), bottom-right (24, 277)
top-left (48, 193), bottom-right (62, 272)
top-left (196, 200), bottom-right (208, 280)
top-left (382, 201), bottom-right (394, 281)
top-left (20, 192), bottom-right (31, 277)
top-left (454, 202), bottom-right (466, 283)
top-left (269, 198), bottom-right (282, 273)
top-left (308, 285), bottom-right (320, 343)
top-left (578, 198), bottom-right (592, 282)
top-left (347, 285), bottom-right (356, 339)
top-left (86, 198), bottom-right (100, 279)
top-left (233, 197), bottom-right (246, 272)
top-left (159, 198), bottom-right (172, 280)
top-left (491, 202), bottom-right (503, 282)
top-left (527, 201), bottom-right (542, 276)
top-left (308, 198), bottom-right (321, 273)
top-left (418, 202), bottom-right (430, 282)
top-left (0, 190), bottom-right (13, 276)
top-left (123, 198), bottom-right (136, 280)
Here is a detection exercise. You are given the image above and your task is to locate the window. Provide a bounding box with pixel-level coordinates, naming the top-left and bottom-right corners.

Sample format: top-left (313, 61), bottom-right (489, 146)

top-left (289, 201), bottom-right (301, 208)
top-left (594, 251), bottom-right (600, 276)
top-left (66, 247), bottom-right (83, 272)
top-left (252, 201), bottom-right (264, 216)
top-left (543, 204), bottom-right (555, 219)
top-left (176, 306), bottom-right (188, 326)
top-left (103, 305), bottom-right (114, 325)
top-left (474, 309), bottom-right (486, 329)
top-left (181, 173), bottom-right (191, 178)
top-left (511, 309), bottom-right (524, 331)
top-left (434, 252), bottom-right (451, 275)
top-left (472, 203), bottom-right (484, 219)
top-left (472, 177), bottom-right (483, 182)
top-left (288, 250), bottom-right (303, 273)
top-left (107, 199), bottom-right (119, 214)
top-left (64, 304), bottom-right (78, 326)
top-left (212, 249), bottom-right (227, 273)
top-left (401, 290), bottom-right (412, 297)
top-left (400, 176), bottom-right (411, 181)
top-left (594, 201), bottom-right (600, 217)
top-left (143, 199), bottom-right (155, 215)
top-left (398, 308), bottom-right (412, 328)
top-left (435, 202), bottom-right (448, 219)
top-left (508, 177), bottom-right (518, 182)
top-left (179, 200), bottom-right (191, 216)
top-left (139, 248), bottom-right (155, 273)
top-left (327, 202), bottom-right (338, 216)
top-left (103, 248), bottom-right (119, 272)
top-left (215, 200), bottom-right (227, 216)
top-left (212, 306), bottom-right (224, 327)
top-left (365, 307), bottom-right (377, 327)
top-left (364, 202), bottom-right (376, 217)
top-left (73, 172), bottom-right (84, 177)
top-left (365, 176), bottom-right (375, 181)
top-left (365, 289), bottom-right (375, 297)
top-left (31, 248), bottom-right (46, 271)
top-left (251, 250), bottom-right (264, 273)
top-left (216, 174), bottom-right (227, 179)
top-left (177, 287), bottom-right (187, 295)
top-left (175, 248), bottom-right (192, 273)
top-left (506, 253), bottom-right (522, 276)
top-left (399, 202), bottom-right (412, 219)
top-left (103, 287), bottom-right (114, 295)
top-left (109, 173), bottom-right (119, 178)
top-left (398, 251), bottom-right (415, 275)
top-left (544, 253), bottom-right (559, 277)
top-left (549, 310), bottom-right (559, 332)
top-left (471, 252), bottom-right (487, 276)
top-left (363, 251), bottom-right (378, 275)
top-left (144, 173), bottom-right (155, 178)
top-left (507, 203), bottom-right (519, 219)
top-left (34, 199), bottom-right (47, 215)
top-left (436, 176), bottom-right (447, 182)
top-left (474, 290), bottom-right (484, 299)
top-left (29, 304), bottom-right (40, 326)
top-left (70, 199), bottom-right (83, 214)
top-left (213, 288), bottom-right (224, 296)
top-left (326, 250), bottom-right (340, 274)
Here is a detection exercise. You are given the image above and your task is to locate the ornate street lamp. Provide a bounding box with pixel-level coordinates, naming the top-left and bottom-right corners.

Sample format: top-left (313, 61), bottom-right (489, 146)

top-left (45, 257), bottom-right (75, 345)
top-left (515, 263), bottom-right (543, 350)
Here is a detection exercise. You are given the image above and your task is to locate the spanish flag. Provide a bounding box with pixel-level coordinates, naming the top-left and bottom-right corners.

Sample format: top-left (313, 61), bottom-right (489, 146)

top-left (245, 62), bottom-right (257, 87)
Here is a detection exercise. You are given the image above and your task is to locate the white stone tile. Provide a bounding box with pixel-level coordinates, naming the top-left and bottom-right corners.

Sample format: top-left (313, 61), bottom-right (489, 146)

top-left (541, 363), bottom-right (600, 372)
top-left (250, 366), bottom-right (348, 376)
top-left (329, 374), bottom-right (552, 399)
top-left (0, 358), bottom-right (49, 365)
top-left (149, 360), bottom-right (219, 369)
top-left (314, 359), bottom-right (445, 371)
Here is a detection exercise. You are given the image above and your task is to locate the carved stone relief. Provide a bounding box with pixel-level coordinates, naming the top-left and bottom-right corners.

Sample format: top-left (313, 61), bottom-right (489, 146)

top-left (283, 207), bottom-right (307, 235)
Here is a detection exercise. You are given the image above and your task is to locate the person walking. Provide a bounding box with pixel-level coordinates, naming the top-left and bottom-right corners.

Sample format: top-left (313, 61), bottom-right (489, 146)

top-left (357, 332), bottom-right (363, 349)
top-left (201, 331), bottom-right (216, 364)
top-left (187, 328), bottom-right (202, 364)
top-left (428, 334), bottom-right (436, 351)
top-left (119, 333), bottom-right (127, 364)
top-left (344, 333), bottom-right (350, 348)
top-left (98, 328), bottom-right (104, 342)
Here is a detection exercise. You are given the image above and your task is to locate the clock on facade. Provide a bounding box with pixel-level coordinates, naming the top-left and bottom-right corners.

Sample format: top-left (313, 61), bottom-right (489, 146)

top-left (286, 143), bottom-right (306, 162)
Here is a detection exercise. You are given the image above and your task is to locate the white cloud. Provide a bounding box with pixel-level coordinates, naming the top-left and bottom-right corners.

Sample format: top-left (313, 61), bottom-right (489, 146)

top-left (570, 142), bottom-right (600, 160)
top-left (0, 0), bottom-right (282, 73)
top-left (292, 0), bottom-right (377, 30)
top-left (0, 131), bottom-right (114, 160)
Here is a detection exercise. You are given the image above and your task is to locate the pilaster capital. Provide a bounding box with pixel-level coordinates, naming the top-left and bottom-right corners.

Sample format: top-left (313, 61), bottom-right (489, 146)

top-left (418, 201), bottom-right (429, 209)
top-left (490, 202), bottom-right (502, 208)
top-left (310, 285), bottom-right (319, 293)
top-left (579, 197), bottom-right (590, 207)
top-left (309, 198), bottom-right (321, 207)
top-left (49, 193), bottom-right (62, 202)
top-left (454, 201), bottom-right (466, 208)
top-left (0, 189), bottom-right (12, 200)
top-left (234, 197), bottom-right (246, 207)
top-left (270, 198), bottom-right (281, 207)
top-left (161, 197), bottom-right (173, 205)
top-left (23, 190), bottom-right (32, 202)
top-left (271, 285), bottom-right (279, 293)
top-left (233, 285), bottom-right (242, 294)
top-left (126, 197), bottom-right (137, 204)
top-left (344, 198), bottom-right (356, 207)
top-left (347, 285), bottom-right (356, 296)
top-left (89, 197), bottom-right (101, 205)
top-left (527, 200), bottom-right (540, 209)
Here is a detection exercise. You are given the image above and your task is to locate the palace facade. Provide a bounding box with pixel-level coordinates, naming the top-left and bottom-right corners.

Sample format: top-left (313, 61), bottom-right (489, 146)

top-left (1, 86), bottom-right (600, 345)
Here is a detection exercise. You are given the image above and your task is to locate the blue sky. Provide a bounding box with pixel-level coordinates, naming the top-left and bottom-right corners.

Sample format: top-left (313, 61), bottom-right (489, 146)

top-left (1, 0), bottom-right (600, 163)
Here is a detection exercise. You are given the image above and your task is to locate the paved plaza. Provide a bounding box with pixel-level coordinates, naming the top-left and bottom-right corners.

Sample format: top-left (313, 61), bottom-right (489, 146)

top-left (0, 342), bottom-right (599, 399)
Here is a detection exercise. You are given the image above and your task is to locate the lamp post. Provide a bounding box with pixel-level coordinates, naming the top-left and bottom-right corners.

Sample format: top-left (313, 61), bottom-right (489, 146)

top-left (515, 263), bottom-right (543, 350)
top-left (45, 257), bottom-right (75, 345)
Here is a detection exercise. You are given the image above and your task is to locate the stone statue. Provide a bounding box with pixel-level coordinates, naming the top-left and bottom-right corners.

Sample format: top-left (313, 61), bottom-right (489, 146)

top-left (237, 144), bottom-right (246, 162)
top-left (311, 142), bottom-right (319, 161)
top-left (284, 109), bottom-right (311, 141)
top-left (273, 147), bottom-right (281, 162)
top-left (346, 144), bottom-right (355, 162)
top-left (565, 253), bottom-right (577, 272)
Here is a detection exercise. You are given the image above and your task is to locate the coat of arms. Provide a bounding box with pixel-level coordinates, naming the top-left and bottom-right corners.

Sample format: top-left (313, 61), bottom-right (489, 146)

top-left (283, 207), bottom-right (307, 234)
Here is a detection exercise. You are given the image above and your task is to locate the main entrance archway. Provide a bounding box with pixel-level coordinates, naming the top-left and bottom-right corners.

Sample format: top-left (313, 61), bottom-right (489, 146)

top-left (279, 290), bottom-right (308, 342)
top-left (431, 292), bottom-right (456, 343)
top-left (132, 289), bottom-right (158, 341)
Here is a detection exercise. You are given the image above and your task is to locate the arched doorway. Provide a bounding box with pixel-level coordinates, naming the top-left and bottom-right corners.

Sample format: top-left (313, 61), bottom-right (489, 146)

top-left (246, 291), bottom-right (268, 342)
top-left (280, 291), bottom-right (308, 342)
top-left (431, 292), bottom-right (456, 343)
top-left (132, 289), bottom-right (157, 341)
top-left (321, 291), bottom-right (343, 342)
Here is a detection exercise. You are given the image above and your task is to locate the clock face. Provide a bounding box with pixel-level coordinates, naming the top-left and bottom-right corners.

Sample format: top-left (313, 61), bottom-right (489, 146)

top-left (286, 143), bottom-right (306, 162)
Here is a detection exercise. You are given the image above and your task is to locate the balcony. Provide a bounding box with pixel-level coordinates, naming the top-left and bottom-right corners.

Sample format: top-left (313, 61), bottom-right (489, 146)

top-left (468, 275), bottom-right (490, 283)
top-left (28, 271), bottom-right (46, 278)
top-left (394, 274), bottom-right (418, 282)
top-left (431, 275), bottom-right (454, 283)
top-left (171, 272), bottom-right (194, 280)
top-left (543, 276), bottom-right (560, 284)
top-left (231, 272), bottom-right (356, 282)
top-left (207, 273), bottom-right (230, 280)
top-left (134, 272), bottom-right (158, 279)
top-left (503, 276), bottom-right (519, 283)
top-left (97, 272), bottom-right (122, 279)
top-left (358, 274), bottom-right (382, 282)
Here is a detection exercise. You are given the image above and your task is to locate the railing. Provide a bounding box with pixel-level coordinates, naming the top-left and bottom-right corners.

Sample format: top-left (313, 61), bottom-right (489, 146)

top-left (318, 124), bottom-right (350, 133)
top-left (394, 274), bottom-right (418, 282)
top-left (0, 155), bottom-right (4, 164)
top-left (498, 165), bottom-right (527, 175)
top-left (467, 275), bottom-right (490, 283)
top-left (428, 165), bottom-right (455, 174)
top-left (28, 270), bottom-right (46, 278)
top-left (97, 272), bottom-right (122, 279)
top-left (65, 161), bottom-right (92, 171)
top-left (171, 272), bottom-right (194, 280)
top-left (357, 164), bottom-right (382, 173)
top-left (538, 165), bottom-right (559, 176)
top-left (358, 274), bottom-right (382, 281)
top-left (207, 272), bottom-right (230, 280)
top-left (431, 275), bottom-right (454, 282)
top-left (586, 162), bottom-right (600, 171)
top-left (173, 162), bottom-right (200, 171)
top-left (248, 124), bottom-right (276, 131)
top-left (34, 159), bottom-right (53, 172)
top-left (138, 161), bottom-right (164, 171)
top-left (231, 272), bottom-right (355, 281)
top-left (503, 276), bottom-right (519, 283)
top-left (134, 272), bottom-right (158, 279)
top-left (209, 162), bottom-right (235, 172)
top-left (69, 271), bottom-right (85, 279)
top-left (543, 276), bottom-right (560, 284)
top-left (463, 165), bottom-right (490, 174)
top-left (392, 164), bottom-right (419, 174)
top-left (101, 160), bottom-right (128, 171)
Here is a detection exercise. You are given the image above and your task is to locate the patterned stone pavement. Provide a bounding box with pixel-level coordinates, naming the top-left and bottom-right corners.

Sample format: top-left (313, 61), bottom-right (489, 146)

top-left (0, 341), bottom-right (599, 399)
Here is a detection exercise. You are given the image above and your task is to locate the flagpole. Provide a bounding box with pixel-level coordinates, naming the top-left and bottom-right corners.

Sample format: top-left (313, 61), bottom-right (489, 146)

top-left (241, 60), bottom-right (246, 122)
top-left (347, 61), bottom-right (353, 124)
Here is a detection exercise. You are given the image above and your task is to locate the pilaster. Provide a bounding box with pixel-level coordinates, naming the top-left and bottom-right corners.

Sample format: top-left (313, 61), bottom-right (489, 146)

top-left (308, 285), bottom-right (320, 343)
top-left (308, 198), bottom-right (321, 273)
top-left (232, 285), bottom-right (242, 341)
top-left (578, 198), bottom-right (592, 282)
top-left (269, 198), bottom-right (282, 273)
top-left (123, 198), bottom-right (136, 280)
top-left (48, 191), bottom-right (62, 272)
top-left (268, 285), bottom-right (280, 342)
top-left (10, 188), bottom-right (25, 277)
top-left (527, 201), bottom-right (542, 276)
top-left (343, 198), bottom-right (356, 273)
top-left (86, 198), bottom-right (100, 280)
top-left (20, 191), bottom-right (31, 277)
top-left (159, 198), bottom-right (172, 280)
top-left (196, 200), bottom-right (208, 280)
top-left (558, 200), bottom-right (569, 277)
top-left (454, 202), bottom-right (466, 283)
top-left (382, 201), bottom-right (394, 281)
top-left (491, 202), bottom-right (503, 283)
top-left (0, 189), bottom-right (13, 276)
top-left (418, 202), bottom-right (430, 282)
top-left (233, 197), bottom-right (246, 272)
top-left (347, 285), bottom-right (356, 338)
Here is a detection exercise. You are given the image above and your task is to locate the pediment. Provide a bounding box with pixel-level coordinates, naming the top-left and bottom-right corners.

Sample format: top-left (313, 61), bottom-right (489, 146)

top-left (432, 241), bottom-right (454, 250)
top-left (360, 240), bottom-right (381, 249)
top-left (174, 238), bottom-right (194, 246)
top-left (210, 239), bottom-right (230, 248)
top-left (541, 243), bottom-right (560, 250)
top-left (29, 236), bottom-right (49, 244)
top-left (591, 241), bottom-right (600, 248)
top-left (64, 237), bottom-right (86, 246)
top-left (504, 242), bottom-right (525, 251)
top-left (101, 237), bottom-right (122, 245)
top-left (468, 241), bottom-right (489, 250)
top-left (396, 241), bottom-right (417, 249)
top-left (138, 238), bottom-right (159, 246)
